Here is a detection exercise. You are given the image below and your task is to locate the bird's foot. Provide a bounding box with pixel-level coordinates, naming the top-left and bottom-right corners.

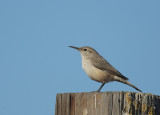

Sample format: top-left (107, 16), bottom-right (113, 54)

top-left (92, 91), bottom-right (100, 93)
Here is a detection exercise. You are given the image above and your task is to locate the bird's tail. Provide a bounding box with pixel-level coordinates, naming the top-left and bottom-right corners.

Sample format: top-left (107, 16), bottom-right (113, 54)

top-left (114, 76), bottom-right (142, 92)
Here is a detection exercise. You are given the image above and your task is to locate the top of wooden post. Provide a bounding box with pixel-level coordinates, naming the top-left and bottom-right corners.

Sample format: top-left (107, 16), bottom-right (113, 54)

top-left (55, 91), bottom-right (160, 115)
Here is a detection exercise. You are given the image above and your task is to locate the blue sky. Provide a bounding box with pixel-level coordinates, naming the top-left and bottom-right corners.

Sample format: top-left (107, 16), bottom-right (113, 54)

top-left (0, 0), bottom-right (160, 115)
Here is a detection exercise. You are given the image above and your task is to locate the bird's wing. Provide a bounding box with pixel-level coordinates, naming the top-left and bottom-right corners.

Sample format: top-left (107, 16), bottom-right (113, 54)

top-left (91, 55), bottom-right (128, 80)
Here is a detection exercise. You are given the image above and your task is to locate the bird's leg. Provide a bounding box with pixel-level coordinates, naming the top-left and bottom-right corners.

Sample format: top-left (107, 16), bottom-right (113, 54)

top-left (97, 83), bottom-right (105, 92)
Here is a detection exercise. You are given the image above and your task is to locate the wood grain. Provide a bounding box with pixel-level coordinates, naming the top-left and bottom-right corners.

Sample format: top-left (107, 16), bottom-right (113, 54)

top-left (55, 92), bottom-right (160, 115)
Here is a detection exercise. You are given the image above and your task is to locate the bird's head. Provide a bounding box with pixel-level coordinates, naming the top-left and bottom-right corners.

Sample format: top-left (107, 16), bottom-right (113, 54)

top-left (69, 46), bottom-right (99, 58)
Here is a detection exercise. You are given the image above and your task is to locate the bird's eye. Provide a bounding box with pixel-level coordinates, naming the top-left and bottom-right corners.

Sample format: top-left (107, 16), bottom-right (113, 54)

top-left (84, 49), bottom-right (87, 51)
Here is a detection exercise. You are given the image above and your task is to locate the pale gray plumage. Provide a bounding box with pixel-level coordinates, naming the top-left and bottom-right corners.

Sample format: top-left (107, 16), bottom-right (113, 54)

top-left (69, 46), bottom-right (142, 92)
top-left (90, 51), bottom-right (128, 80)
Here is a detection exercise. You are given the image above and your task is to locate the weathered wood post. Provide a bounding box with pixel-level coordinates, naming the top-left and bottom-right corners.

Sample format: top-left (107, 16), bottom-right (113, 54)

top-left (55, 92), bottom-right (160, 115)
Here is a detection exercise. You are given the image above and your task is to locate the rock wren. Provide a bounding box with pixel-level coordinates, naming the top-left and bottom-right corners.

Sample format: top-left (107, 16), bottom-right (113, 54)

top-left (69, 46), bottom-right (142, 92)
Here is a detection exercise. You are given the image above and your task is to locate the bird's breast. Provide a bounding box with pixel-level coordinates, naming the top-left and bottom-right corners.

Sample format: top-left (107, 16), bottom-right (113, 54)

top-left (82, 59), bottom-right (112, 82)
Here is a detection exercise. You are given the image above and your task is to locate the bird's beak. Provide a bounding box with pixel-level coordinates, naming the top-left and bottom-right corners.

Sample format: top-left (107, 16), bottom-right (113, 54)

top-left (68, 46), bottom-right (80, 50)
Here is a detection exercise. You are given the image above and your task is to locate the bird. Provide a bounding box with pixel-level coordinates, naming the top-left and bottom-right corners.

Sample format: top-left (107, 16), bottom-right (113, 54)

top-left (69, 46), bottom-right (142, 92)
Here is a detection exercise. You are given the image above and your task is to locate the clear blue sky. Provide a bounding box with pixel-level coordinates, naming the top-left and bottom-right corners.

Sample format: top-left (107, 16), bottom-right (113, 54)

top-left (0, 0), bottom-right (160, 115)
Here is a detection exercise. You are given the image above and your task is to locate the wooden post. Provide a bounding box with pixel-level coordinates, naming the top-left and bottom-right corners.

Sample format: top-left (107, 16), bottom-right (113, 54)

top-left (55, 92), bottom-right (160, 115)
